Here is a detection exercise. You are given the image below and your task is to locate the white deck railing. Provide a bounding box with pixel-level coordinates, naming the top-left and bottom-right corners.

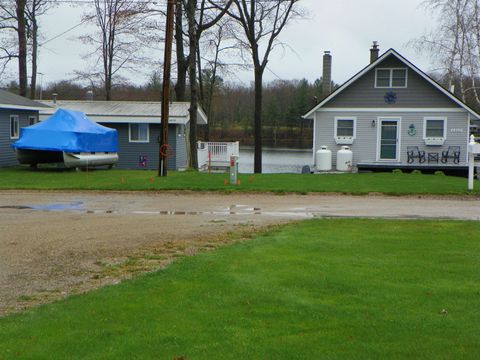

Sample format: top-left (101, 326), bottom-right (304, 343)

top-left (197, 141), bottom-right (240, 170)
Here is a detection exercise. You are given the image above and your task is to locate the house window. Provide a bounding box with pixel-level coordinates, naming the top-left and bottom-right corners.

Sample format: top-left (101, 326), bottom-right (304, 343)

top-left (10, 115), bottom-right (19, 139)
top-left (423, 117), bottom-right (447, 145)
top-left (129, 123), bottom-right (149, 143)
top-left (375, 68), bottom-right (407, 88)
top-left (334, 117), bottom-right (356, 144)
top-left (28, 116), bottom-right (38, 126)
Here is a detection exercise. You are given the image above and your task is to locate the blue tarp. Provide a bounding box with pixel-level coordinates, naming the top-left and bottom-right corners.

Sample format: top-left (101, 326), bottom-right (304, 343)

top-left (12, 108), bottom-right (118, 152)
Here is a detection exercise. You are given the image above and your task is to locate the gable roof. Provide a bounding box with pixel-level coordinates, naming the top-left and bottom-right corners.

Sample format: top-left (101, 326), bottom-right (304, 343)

top-left (303, 48), bottom-right (480, 120)
top-left (0, 89), bottom-right (50, 110)
top-left (39, 100), bottom-right (208, 125)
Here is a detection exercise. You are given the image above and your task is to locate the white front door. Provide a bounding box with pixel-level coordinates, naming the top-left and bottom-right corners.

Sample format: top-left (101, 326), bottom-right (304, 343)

top-left (377, 117), bottom-right (401, 161)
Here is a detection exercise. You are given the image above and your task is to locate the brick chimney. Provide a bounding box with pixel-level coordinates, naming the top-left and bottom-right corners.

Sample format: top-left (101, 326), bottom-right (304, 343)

top-left (322, 51), bottom-right (332, 95)
top-left (370, 41), bottom-right (379, 63)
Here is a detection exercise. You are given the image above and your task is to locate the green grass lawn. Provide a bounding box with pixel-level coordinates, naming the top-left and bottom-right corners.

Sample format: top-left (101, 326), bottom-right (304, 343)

top-left (0, 166), bottom-right (479, 195)
top-left (1, 219), bottom-right (479, 359)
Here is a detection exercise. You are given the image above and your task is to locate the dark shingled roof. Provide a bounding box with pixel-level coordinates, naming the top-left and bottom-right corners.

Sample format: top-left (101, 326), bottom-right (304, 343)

top-left (0, 89), bottom-right (50, 109)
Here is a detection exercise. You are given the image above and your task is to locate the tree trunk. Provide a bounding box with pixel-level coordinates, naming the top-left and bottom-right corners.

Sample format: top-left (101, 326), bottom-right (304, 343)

top-left (29, 18), bottom-right (38, 99)
top-left (187, 0), bottom-right (198, 169)
top-left (174, 0), bottom-right (187, 101)
top-left (105, 79), bottom-right (111, 100)
top-left (254, 66), bottom-right (263, 173)
top-left (16, 0), bottom-right (28, 97)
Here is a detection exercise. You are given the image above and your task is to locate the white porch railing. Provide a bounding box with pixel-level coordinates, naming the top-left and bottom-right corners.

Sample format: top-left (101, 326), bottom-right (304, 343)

top-left (197, 141), bottom-right (240, 170)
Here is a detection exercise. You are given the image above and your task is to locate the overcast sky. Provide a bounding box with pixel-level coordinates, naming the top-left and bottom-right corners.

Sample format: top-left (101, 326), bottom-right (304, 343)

top-left (30, 0), bottom-right (437, 89)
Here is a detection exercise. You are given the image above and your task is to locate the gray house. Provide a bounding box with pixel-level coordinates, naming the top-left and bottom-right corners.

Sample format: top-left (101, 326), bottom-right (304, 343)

top-left (0, 89), bottom-right (50, 167)
top-left (304, 45), bottom-right (480, 172)
top-left (40, 100), bottom-right (207, 170)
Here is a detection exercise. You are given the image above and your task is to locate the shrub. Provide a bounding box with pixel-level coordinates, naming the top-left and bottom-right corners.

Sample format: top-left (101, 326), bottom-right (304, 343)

top-left (411, 169), bottom-right (422, 175)
top-left (434, 171), bottom-right (446, 176)
top-left (392, 169), bottom-right (403, 174)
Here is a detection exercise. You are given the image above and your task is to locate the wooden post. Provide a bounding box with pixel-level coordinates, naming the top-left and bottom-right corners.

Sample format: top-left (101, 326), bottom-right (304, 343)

top-left (159, 0), bottom-right (176, 177)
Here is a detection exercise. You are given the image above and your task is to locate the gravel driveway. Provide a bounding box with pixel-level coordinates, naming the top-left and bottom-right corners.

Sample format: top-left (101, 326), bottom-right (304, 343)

top-left (1, 190), bottom-right (479, 316)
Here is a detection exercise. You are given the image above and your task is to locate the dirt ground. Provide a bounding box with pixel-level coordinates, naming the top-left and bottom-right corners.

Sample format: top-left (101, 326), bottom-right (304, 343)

top-left (1, 190), bottom-right (479, 316)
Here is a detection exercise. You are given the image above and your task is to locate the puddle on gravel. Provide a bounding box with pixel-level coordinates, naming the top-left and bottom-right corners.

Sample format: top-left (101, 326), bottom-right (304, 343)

top-left (29, 201), bottom-right (84, 212)
top-left (0, 202), bottom-right (85, 212)
top-left (0, 205), bottom-right (32, 210)
top-left (0, 202), bottom-right (315, 218)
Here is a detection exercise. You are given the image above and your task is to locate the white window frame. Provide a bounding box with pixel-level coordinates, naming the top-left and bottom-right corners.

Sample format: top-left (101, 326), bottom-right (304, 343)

top-left (375, 68), bottom-right (408, 88)
top-left (423, 116), bottom-right (447, 146)
top-left (10, 115), bottom-right (19, 139)
top-left (129, 123), bottom-right (150, 143)
top-left (334, 116), bottom-right (356, 145)
top-left (28, 115), bottom-right (38, 126)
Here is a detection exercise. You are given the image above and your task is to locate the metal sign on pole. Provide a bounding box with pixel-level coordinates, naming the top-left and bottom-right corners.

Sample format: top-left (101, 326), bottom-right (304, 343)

top-left (158, 0), bottom-right (176, 177)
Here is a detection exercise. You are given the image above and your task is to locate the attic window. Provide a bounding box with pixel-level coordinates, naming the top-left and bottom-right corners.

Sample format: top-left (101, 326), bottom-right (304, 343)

top-left (375, 68), bottom-right (407, 88)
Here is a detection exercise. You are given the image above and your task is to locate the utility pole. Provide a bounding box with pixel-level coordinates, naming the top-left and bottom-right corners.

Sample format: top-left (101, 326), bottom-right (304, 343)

top-left (159, 0), bottom-right (176, 176)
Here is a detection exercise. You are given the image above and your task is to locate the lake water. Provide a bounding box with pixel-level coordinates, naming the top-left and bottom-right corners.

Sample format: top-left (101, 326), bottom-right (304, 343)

top-left (238, 148), bottom-right (313, 174)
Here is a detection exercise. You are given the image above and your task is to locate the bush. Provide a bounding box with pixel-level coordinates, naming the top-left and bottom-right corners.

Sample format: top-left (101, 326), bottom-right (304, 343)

top-left (392, 169), bottom-right (403, 174)
top-left (411, 170), bottom-right (422, 175)
top-left (434, 171), bottom-right (446, 176)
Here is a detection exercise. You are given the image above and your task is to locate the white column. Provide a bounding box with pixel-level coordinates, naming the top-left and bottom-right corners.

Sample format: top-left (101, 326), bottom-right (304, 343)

top-left (468, 135), bottom-right (476, 191)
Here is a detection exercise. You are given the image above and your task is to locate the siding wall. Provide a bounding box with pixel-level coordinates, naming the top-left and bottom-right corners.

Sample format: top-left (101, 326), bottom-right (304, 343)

top-left (105, 123), bottom-right (182, 170)
top-left (0, 109), bottom-right (38, 167)
top-left (326, 55), bottom-right (458, 109)
top-left (314, 110), bottom-right (469, 167)
top-left (175, 124), bottom-right (188, 169)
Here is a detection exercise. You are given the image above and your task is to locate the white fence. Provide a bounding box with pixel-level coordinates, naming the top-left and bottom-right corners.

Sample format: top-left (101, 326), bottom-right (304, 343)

top-left (197, 141), bottom-right (240, 170)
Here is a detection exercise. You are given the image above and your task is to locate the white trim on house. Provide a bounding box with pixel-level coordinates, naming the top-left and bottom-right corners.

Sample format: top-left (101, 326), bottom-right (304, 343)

top-left (9, 115), bottom-right (19, 139)
top-left (423, 116), bottom-right (447, 146)
top-left (129, 123), bottom-right (150, 143)
top-left (376, 117), bottom-right (401, 162)
top-left (313, 108), bottom-right (466, 113)
top-left (0, 103), bottom-right (48, 111)
top-left (303, 49), bottom-right (480, 120)
top-left (79, 115), bottom-right (188, 125)
top-left (334, 116), bottom-right (356, 144)
top-left (374, 68), bottom-right (408, 88)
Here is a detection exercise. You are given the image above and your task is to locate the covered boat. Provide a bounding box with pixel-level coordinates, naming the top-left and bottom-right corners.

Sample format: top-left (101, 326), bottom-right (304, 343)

top-left (12, 108), bottom-right (119, 168)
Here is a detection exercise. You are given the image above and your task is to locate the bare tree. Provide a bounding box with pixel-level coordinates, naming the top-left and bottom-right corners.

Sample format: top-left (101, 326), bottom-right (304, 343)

top-left (183, 0), bottom-right (233, 169)
top-left (414, 0), bottom-right (480, 106)
top-left (26, 0), bottom-right (55, 99)
top-left (227, 0), bottom-right (301, 173)
top-left (0, 0), bottom-right (28, 96)
top-left (198, 21), bottom-right (239, 140)
top-left (174, 0), bottom-right (189, 101)
top-left (0, 0), bottom-right (53, 98)
top-left (78, 0), bottom-right (155, 100)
